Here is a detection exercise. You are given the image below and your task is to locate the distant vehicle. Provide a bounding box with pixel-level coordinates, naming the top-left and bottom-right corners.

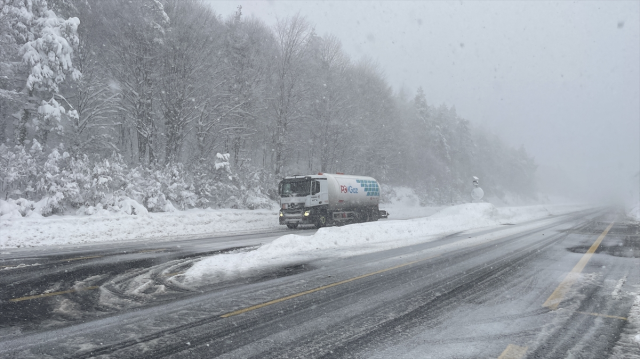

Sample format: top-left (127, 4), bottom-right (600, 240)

top-left (279, 173), bottom-right (389, 229)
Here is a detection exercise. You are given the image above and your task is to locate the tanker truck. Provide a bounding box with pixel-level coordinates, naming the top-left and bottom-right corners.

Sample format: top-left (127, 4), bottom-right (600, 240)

top-left (278, 173), bottom-right (389, 229)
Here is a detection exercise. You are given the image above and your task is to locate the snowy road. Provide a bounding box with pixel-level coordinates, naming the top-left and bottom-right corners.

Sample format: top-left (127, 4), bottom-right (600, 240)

top-left (0, 227), bottom-right (316, 330)
top-left (1, 209), bottom-right (639, 358)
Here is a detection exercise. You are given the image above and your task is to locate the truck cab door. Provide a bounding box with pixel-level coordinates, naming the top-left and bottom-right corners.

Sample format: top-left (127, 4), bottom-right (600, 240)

top-left (310, 181), bottom-right (320, 206)
top-left (319, 180), bottom-right (329, 205)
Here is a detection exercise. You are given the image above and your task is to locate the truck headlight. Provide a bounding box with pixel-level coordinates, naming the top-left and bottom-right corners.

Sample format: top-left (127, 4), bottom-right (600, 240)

top-left (304, 211), bottom-right (310, 216)
top-left (279, 211), bottom-right (283, 217)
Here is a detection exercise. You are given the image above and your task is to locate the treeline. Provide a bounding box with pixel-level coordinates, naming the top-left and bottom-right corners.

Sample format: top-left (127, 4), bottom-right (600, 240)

top-left (0, 0), bottom-right (536, 215)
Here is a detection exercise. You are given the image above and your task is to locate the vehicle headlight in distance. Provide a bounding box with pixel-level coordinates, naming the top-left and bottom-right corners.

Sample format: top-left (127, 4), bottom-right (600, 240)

top-left (279, 211), bottom-right (283, 217)
top-left (304, 211), bottom-right (310, 216)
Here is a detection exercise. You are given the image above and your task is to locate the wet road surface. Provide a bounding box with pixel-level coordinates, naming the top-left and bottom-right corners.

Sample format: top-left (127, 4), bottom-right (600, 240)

top-left (1, 209), bottom-right (638, 358)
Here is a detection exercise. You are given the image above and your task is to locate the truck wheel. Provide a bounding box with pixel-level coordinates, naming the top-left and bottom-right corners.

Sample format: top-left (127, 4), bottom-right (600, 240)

top-left (315, 215), bottom-right (326, 229)
top-left (286, 223), bottom-right (298, 229)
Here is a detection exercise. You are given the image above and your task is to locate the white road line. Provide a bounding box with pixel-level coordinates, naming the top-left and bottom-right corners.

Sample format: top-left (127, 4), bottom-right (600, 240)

top-left (611, 276), bottom-right (627, 300)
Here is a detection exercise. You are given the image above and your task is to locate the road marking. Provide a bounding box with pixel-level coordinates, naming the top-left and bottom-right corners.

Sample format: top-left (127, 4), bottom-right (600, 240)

top-left (220, 255), bottom-right (440, 318)
top-left (542, 221), bottom-right (615, 310)
top-left (2, 248), bottom-right (166, 269)
top-left (137, 249), bottom-right (168, 253)
top-left (575, 311), bottom-right (627, 321)
top-left (220, 218), bottom-right (579, 319)
top-left (1, 254), bottom-right (102, 269)
top-left (9, 286), bottom-right (99, 302)
top-left (611, 276), bottom-right (626, 299)
top-left (497, 344), bottom-right (528, 359)
top-left (0, 263), bottom-right (41, 270)
top-left (64, 255), bottom-right (102, 262)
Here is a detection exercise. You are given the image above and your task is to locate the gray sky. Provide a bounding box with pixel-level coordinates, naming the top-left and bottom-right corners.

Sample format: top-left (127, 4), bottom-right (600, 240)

top-left (204, 0), bottom-right (640, 203)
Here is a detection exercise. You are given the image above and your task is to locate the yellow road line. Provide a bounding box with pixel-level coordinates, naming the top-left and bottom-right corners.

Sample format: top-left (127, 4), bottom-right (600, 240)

top-left (220, 255), bottom-right (440, 318)
top-left (497, 344), bottom-right (528, 359)
top-left (576, 311), bottom-right (627, 321)
top-left (9, 286), bottom-right (99, 302)
top-left (64, 255), bottom-right (102, 262)
top-left (543, 221), bottom-right (615, 310)
top-left (137, 249), bottom-right (167, 253)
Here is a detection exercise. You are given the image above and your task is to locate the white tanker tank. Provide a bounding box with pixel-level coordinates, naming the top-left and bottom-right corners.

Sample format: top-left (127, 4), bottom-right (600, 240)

top-left (278, 173), bottom-right (389, 229)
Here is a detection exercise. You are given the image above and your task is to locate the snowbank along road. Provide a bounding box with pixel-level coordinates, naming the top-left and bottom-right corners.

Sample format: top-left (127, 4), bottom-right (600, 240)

top-left (1, 207), bottom-right (639, 358)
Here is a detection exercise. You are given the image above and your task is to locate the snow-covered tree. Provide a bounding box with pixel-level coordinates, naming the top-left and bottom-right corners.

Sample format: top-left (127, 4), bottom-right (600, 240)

top-left (0, 142), bottom-right (39, 199)
top-left (158, 0), bottom-right (224, 165)
top-left (1, 0), bottom-right (80, 147)
top-left (94, 0), bottom-right (169, 164)
top-left (269, 14), bottom-right (313, 176)
top-left (306, 34), bottom-right (352, 173)
top-left (52, 0), bottom-right (119, 157)
top-left (219, 9), bottom-right (274, 168)
top-left (23, 1), bottom-right (80, 146)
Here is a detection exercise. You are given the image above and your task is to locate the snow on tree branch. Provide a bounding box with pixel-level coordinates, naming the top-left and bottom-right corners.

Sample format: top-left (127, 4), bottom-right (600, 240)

top-left (21, 2), bottom-right (80, 93)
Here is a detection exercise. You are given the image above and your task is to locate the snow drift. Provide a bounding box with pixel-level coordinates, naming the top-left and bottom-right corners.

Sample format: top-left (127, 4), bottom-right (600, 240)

top-left (183, 203), bottom-right (588, 285)
top-left (0, 206), bottom-right (280, 248)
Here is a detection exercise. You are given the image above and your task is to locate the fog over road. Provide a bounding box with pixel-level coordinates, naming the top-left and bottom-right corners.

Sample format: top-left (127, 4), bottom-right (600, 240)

top-left (1, 209), bottom-right (639, 358)
top-left (205, 0), bottom-right (640, 204)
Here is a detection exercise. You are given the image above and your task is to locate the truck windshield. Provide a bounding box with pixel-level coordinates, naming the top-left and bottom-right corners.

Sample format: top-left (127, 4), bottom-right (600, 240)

top-left (280, 180), bottom-right (310, 197)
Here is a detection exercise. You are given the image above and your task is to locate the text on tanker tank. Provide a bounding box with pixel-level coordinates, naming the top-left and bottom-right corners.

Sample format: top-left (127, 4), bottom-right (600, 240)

top-left (340, 185), bottom-right (359, 194)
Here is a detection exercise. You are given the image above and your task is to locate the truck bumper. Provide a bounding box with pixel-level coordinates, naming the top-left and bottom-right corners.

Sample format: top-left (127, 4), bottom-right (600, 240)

top-left (279, 210), bottom-right (313, 225)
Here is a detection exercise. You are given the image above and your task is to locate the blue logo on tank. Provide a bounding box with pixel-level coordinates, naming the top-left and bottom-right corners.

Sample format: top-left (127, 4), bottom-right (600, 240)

top-left (356, 179), bottom-right (379, 197)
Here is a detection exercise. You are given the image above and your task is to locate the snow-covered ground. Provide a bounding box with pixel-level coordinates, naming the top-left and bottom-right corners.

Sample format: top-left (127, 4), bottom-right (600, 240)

top-left (0, 186), bottom-right (589, 251)
top-left (182, 202), bottom-right (590, 285)
top-left (381, 187), bottom-right (444, 219)
top-left (611, 288), bottom-right (640, 358)
top-left (0, 207), bottom-right (281, 248)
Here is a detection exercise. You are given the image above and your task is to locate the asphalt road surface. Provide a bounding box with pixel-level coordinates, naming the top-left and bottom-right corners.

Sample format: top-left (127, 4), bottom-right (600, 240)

top-left (1, 208), bottom-right (638, 358)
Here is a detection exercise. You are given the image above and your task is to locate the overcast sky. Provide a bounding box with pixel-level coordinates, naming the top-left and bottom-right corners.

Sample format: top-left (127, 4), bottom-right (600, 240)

top-left (204, 0), bottom-right (639, 204)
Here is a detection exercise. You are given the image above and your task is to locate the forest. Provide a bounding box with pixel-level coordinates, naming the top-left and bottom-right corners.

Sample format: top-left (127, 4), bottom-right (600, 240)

top-left (0, 0), bottom-right (537, 216)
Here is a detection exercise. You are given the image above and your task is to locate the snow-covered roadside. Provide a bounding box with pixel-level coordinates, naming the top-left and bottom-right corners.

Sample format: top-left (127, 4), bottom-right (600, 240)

top-left (381, 186), bottom-right (584, 221)
top-left (380, 187), bottom-right (444, 220)
top-left (0, 208), bottom-right (281, 248)
top-left (611, 289), bottom-right (640, 358)
top-left (628, 202), bottom-right (640, 222)
top-left (182, 203), bottom-right (591, 285)
top-left (0, 186), bottom-right (589, 251)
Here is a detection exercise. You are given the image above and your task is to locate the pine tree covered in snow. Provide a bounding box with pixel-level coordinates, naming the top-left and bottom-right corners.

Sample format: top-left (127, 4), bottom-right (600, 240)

top-left (13, 0), bottom-right (80, 146)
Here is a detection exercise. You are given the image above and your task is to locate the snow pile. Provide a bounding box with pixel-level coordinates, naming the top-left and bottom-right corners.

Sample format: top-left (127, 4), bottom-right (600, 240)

top-left (382, 187), bottom-right (443, 219)
top-left (381, 186), bottom-right (582, 221)
top-left (611, 290), bottom-right (640, 357)
top-left (0, 207), bottom-right (280, 248)
top-left (74, 197), bottom-right (150, 216)
top-left (183, 203), bottom-right (588, 284)
top-left (0, 199), bottom-right (24, 220)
